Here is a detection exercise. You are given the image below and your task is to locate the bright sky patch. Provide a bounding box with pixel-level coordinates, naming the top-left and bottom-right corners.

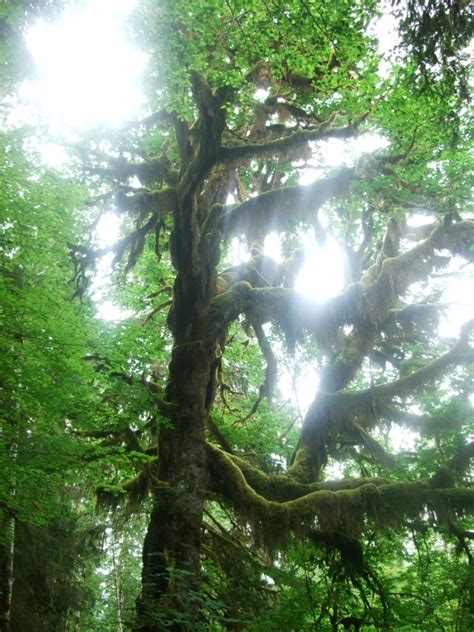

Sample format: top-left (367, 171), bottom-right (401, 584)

top-left (22, 0), bottom-right (146, 131)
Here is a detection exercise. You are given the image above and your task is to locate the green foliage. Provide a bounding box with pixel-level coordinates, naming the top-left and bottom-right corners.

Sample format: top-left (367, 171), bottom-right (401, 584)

top-left (11, 517), bottom-right (98, 632)
top-left (0, 0), bottom-right (65, 94)
top-left (393, 0), bottom-right (473, 102)
top-left (0, 127), bottom-right (91, 521)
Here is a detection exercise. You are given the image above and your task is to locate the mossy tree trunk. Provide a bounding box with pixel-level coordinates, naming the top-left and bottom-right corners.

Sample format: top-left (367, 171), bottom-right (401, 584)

top-left (136, 342), bottom-right (212, 630)
top-left (135, 76), bottom-right (230, 630)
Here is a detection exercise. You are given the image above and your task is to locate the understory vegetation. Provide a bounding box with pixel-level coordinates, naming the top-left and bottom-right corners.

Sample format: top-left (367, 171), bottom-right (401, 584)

top-left (1, 1), bottom-right (473, 630)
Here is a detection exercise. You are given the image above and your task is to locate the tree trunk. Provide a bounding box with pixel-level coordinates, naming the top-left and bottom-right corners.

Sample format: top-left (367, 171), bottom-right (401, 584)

top-left (0, 443), bottom-right (17, 632)
top-left (0, 514), bottom-right (15, 632)
top-left (111, 533), bottom-right (124, 632)
top-left (136, 339), bottom-right (212, 631)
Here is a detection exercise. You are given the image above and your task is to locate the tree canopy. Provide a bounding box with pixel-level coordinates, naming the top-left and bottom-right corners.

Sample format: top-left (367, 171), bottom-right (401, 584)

top-left (1, 1), bottom-right (473, 630)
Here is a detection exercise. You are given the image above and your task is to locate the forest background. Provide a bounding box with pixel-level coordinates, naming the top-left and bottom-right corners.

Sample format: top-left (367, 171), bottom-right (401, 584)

top-left (0, 1), bottom-right (473, 630)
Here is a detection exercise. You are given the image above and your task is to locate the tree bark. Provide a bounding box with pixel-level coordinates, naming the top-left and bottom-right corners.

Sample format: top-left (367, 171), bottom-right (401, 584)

top-left (0, 515), bottom-right (15, 632)
top-left (0, 443), bottom-right (16, 632)
top-left (137, 260), bottom-right (215, 632)
top-left (136, 323), bottom-right (213, 630)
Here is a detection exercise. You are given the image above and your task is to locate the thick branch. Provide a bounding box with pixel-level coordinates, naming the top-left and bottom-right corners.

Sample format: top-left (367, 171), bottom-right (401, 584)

top-left (328, 333), bottom-right (473, 414)
top-left (115, 187), bottom-right (177, 215)
top-left (219, 167), bottom-right (355, 240)
top-left (388, 302), bottom-right (449, 327)
top-left (241, 220), bottom-right (474, 343)
top-left (363, 221), bottom-right (474, 326)
top-left (207, 444), bottom-right (392, 502)
top-left (177, 72), bottom-right (230, 202)
top-left (220, 120), bottom-right (357, 163)
top-left (208, 445), bottom-right (474, 541)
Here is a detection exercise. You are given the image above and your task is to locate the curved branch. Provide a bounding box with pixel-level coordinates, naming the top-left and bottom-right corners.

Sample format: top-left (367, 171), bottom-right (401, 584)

top-left (207, 443), bottom-right (392, 502)
top-left (220, 119), bottom-right (358, 163)
top-left (115, 187), bottom-right (177, 215)
top-left (238, 319), bottom-right (278, 423)
top-left (241, 220), bottom-right (474, 344)
top-left (207, 444), bottom-right (474, 541)
top-left (219, 167), bottom-right (355, 239)
top-left (362, 221), bottom-right (474, 326)
top-left (70, 188), bottom-right (177, 294)
top-left (329, 332), bottom-right (473, 414)
top-left (388, 302), bottom-right (449, 327)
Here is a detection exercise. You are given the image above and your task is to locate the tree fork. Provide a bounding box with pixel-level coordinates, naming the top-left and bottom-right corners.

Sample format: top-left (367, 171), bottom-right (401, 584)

top-left (136, 243), bottom-right (222, 629)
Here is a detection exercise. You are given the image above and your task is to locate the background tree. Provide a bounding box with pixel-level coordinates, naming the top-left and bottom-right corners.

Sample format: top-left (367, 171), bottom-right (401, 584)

top-left (0, 11), bottom-right (130, 626)
top-left (0, 125), bottom-right (93, 630)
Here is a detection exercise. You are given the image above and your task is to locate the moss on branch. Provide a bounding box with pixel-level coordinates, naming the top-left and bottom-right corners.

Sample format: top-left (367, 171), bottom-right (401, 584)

top-left (206, 281), bottom-right (253, 337)
top-left (96, 459), bottom-right (158, 512)
top-left (220, 120), bottom-right (357, 163)
top-left (89, 154), bottom-right (177, 187)
top-left (207, 444), bottom-right (473, 544)
top-left (213, 446), bottom-right (391, 501)
top-left (239, 220), bottom-right (474, 347)
top-left (329, 335), bottom-right (472, 414)
top-left (115, 187), bottom-right (177, 216)
top-left (363, 220), bottom-right (474, 326)
top-left (219, 167), bottom-right (355, 240)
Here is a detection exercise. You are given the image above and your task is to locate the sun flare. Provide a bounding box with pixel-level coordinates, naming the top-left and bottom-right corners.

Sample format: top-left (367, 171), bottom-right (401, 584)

top-left (22, 0), bottom-right (147, 131)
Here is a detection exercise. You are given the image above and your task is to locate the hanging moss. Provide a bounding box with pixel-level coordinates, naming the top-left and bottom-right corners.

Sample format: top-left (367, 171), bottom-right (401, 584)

top-left (208, 443), bottom-right (474, 549)
top-left (95, 459), bottom-right (160, 513)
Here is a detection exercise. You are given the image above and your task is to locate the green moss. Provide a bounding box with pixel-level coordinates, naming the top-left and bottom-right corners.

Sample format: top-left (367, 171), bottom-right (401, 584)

top-left (208, 444), bottom-right (474, 549)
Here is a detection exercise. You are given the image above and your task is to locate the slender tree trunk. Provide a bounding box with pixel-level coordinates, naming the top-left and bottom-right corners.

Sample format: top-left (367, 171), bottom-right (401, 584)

top-left (111, 532), bottom-right (124, 632)
top-left (0, 514), bottom-right (15, 632)
top-left (0, 443), bottom-right (17, 632)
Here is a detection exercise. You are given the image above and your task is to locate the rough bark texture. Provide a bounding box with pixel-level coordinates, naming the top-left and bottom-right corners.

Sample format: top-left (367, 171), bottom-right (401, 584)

top-left (0, 445), bottom-right (16, 632)
top-left (0, 516), bottom-right (15, 632)
top-left (134, 75), bottom-right (230, 630)
top-left (136, 337), bottom-right (211, 630)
